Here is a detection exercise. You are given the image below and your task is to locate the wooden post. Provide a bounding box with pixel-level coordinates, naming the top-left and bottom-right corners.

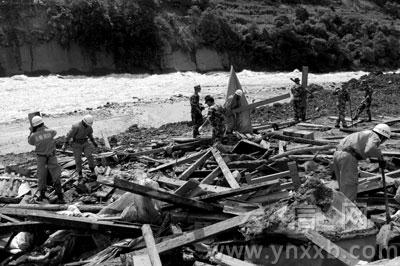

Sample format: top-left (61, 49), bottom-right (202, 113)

top-left (142, 224), bottom-right (162, 266)
top-left (200, 167), bottom-right (221, 185)
top-left (302, 66), bottom-right (308, 88)
top-left (211, 148), bottom-right (240, 188)
top-left (174, 179), bottom-right (200, 197)
top-left (288, 161), bottom-right (300, 189)
top-left (213, 252), bottom-right (258, 266)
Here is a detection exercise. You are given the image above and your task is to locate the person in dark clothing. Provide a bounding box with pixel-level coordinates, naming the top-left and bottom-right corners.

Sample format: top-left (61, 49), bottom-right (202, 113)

top-left (190, 85), bottom-right (204, 138)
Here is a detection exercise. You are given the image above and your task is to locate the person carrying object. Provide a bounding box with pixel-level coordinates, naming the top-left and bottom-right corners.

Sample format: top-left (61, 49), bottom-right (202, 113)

top-left (28, 116), bottom-right (64, 203)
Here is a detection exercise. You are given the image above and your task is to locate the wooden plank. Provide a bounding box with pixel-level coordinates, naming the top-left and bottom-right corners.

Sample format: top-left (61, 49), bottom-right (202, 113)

top-left (211, 148), bottom-right (240, 189)
top-left (101, 131), bottom-right (119, 161)
top-left (0, 213), bottom-right (21, 223)
top-left (108, 178), bottom-right (223, 213)
top-left (269, 144), bottom-right (336, 161)
top-left (178, 149), bottom-right (212, 180)
top-left (197, 179), bottom-right (280, 202)
top-left (250, 171), bottom-right (289, 184)
top-left (201, 167), bottom-right (221, 185)
top-left (213, 252), bottom-right (258, 266)
top-left (174, 179), bottom-right (200, 197)
top-left (153, 175), bottom-right (229, 193)
top-left (149, 150), bottom-right (207, 173)
top-left (232, 93), bottom-right (291, 114)
top-left (0, 221), bottom-right (48, 232)
top-left (288, 161), bottom-right (300, 189)
top-left (141, 224), bottom-right (162, 266)
top-left (6, 204), bottom-right (104, 213)
top-left (262, 132), bottom-right (333, 146)
top-left (304, 229), bottom-right (360, 266)
top-left (0, 208), bottom-right (141, 235)
top-left (130, 211), bottom-right (258, 256)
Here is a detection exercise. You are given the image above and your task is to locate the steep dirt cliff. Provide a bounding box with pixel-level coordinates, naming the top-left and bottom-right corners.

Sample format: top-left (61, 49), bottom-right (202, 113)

top-left (0, 0), bottom-right (399, 76)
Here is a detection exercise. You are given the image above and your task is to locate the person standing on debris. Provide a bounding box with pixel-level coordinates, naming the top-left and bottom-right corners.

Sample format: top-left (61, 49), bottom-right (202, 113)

top-left (353, 80), bottom-right (373, 122)
top-left (290, 78), bottom-right (311, 122)
top-left (28, 116), bottom-right (64, 203)
top-left (62, 115), bottom-right (98, 178)
top-left (333, 86), bottom-right (350, 128)
top-left (190, 85), bottom-right (204, 138)
top-left (224, 89), bottom-right (242, 134)
top-left (333, 124), bottom-right (391, 201)
top-left (199, 95), bottom-right (226, 143)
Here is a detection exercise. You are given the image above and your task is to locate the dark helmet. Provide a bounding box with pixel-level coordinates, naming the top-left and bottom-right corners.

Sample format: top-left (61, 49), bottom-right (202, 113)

top-left (204, 95), bottom-right (214, 103)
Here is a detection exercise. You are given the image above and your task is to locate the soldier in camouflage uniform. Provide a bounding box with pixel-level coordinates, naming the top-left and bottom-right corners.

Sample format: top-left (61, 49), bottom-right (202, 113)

top-left (353, 81), bottom-right (373, 122)
top-left (199, 95), bottom-right (226, 143)
top-left (333, 86), bottom-right (350, 128)
top-left (190, 85), bottom-right (204, 138)
top-left (290, 78), bottom-right (309, 122)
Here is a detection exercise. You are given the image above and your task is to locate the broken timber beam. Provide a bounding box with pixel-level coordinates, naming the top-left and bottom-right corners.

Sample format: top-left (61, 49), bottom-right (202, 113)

top-left (6, 204), bottom-right (104, 213)
top-left (174, 179), bottom-right (200, 197)
top-left (0, 207), bottom-right (141, 235)
top-left (232, 93), bottom-right (290, 114)
top-left (197, 179), bottom-right (280, 202)
top-left (178, 149), bottom-right (212, 180)
top-left (142, 224), bottom-right (162, 266)
top-left (130, 211), bottom-right (258, 256)
top-left (211, 148), bottom-right (240, 188)
top-left (201, 167), bottom-right (221, 185)
top-left (269, 144), bottom-right (336, 161)
top-left (105, 177), bottom-right (223, 212)
top-left (262, 132), bottom-right (333, 146)
top-left (212, 252), bottom-right (258, 266)
top-left (304, 229), bottom-right (361, 266)
top-left (153, 175), bottom-right (229, 193)
top-left (0, 221), bottom-right (49, 232)
top-left (149, 150), bottom-right (207, 173)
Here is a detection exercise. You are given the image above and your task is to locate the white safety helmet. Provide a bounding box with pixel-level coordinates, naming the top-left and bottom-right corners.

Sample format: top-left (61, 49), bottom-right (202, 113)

top-left (373, 124), bottom-right (391, 139)
top-left (83, 115), bottom-right (94, 126)
top-left (31, 116), bottom-right (43, 127)
top-left (235, 90), bottom-right (243, 97)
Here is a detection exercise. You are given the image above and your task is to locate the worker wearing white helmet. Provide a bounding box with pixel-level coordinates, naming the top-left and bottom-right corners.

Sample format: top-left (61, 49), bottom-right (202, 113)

top-left (28, 115), bottom-right (64, 203)
top-left (333, 124), bottom-right (391, 201)
top-left (62, 114), bottom-right (98, 178)
top-left (224, 89), bottom-right (244, 134)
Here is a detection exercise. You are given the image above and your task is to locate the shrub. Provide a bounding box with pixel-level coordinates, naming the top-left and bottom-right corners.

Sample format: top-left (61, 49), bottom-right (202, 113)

top-left (295, 7), bottom-right (309, 22)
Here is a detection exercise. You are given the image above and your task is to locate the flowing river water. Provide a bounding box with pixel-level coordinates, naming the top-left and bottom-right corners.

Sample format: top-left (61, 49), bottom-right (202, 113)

top-left (0, 69), bottom-right (396, 155)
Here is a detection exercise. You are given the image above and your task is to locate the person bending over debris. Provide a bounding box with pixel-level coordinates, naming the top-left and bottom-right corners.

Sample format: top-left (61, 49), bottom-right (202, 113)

top-left (353, 80), bottom-right (373, 122)
top-left (333, 123), bottom-right (391, 201)
top-left (290, 77), bottom-right (312, 122)
top-left (224, 89), bottom-right (242, 134)
top-left (62, 115), bottom-right (98, 179)
top-left (199, 95), bottom-right (226, 143)
top-left (28, 116), bottom-right (64, 203)
top-left (333, 86), bottom-right (350, 128)
top-left (190, 85), bottom-right (204, 138)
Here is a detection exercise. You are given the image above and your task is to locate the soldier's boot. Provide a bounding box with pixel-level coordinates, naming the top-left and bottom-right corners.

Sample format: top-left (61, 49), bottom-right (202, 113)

top-left (367, 111), bottom-right (372, 122)
top-left (36, 190), bottom-right (48, 202)
top-left (88, 167), bottom-right (97, 180)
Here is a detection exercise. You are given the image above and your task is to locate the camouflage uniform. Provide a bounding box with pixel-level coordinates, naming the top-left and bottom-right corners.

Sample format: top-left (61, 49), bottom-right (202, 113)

top-left (224, 94), bottom-right (241, 133)
top-left (354, 84), bottom-right (373, 121)
top-left (190, 94), bottom-right (204, 138)
top-left (207, 104), bottom-right (226, 143)
top-left (333, 87), bottom-right (350, 127)
top-left (291, 84), bottom-right (307, 122)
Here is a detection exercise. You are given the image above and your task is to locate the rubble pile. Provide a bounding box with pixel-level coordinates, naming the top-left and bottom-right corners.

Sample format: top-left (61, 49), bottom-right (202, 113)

top-left (2, 73), bottom-right (400, 265)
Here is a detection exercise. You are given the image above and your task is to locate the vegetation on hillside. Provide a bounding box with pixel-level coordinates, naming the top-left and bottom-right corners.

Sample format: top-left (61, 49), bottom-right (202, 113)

top-left (0, 0), bottom-right (399, 73)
